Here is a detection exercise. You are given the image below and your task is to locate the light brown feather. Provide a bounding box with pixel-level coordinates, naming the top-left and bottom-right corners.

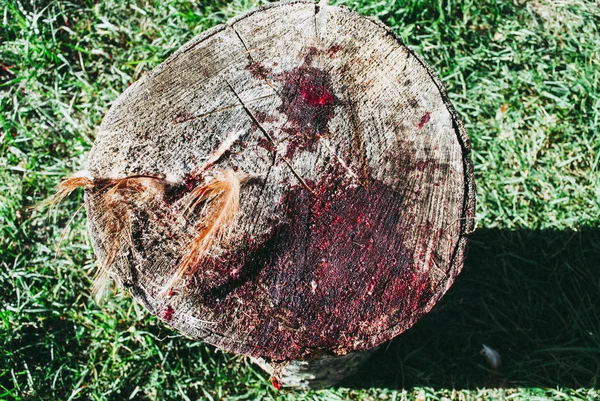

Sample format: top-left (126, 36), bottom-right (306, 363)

top-left (50, 172), bottom-right (167, 302)
top-left (162, 169), bottom-right (243, 293)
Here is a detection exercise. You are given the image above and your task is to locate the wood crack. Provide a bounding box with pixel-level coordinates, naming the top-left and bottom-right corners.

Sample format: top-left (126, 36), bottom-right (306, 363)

top-left (226, 80), bottom-right (319, 200)
top-left (250, 150), bottom-right (277, 236)
top-left (170, 94), bottom-right (277, 125)
top-left (314, 0), bottom-right (329, 42)
top-left (230, 24), bottom-right (280, 95)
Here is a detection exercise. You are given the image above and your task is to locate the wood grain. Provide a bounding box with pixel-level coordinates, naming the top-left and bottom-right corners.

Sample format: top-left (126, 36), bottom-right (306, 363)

top-left (85, 0), bottom-right (475, 373)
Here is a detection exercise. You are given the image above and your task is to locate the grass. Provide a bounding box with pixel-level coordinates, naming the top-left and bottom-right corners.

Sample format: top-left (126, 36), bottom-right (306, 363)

top-left (1, 0), bottom-right (599, 399)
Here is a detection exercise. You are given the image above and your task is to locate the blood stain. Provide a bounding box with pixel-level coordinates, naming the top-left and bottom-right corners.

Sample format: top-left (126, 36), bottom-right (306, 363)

top-left (277, 65), bottom-right (338, 158)
top-left (271, 376), bottom-right (282, 390)
top-left (245, 60), bottom-right (271, 80)
top-left (328, 44), bottom-right (342, 58)
top-left (163, 305), bottom-right (174, 321)
top-left (417, 112), bottom-right (431, 129)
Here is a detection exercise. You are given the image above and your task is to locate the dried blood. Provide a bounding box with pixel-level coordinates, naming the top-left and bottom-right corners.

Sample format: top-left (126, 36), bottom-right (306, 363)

top-left (417, 112), bottom-right (431, 129)
top-left (271, 377), bottom-right (282, 390)
top-left (276, 64), bottom-right (338, 158)
top-left (163, 305), bottom-right (174, 321)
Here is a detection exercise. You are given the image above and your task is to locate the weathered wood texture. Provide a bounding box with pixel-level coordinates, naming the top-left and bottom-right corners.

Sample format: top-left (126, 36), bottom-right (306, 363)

top-left (251, 347), bottom-right (377, 389)
top-left (85, 0), bottom-right (475, 386)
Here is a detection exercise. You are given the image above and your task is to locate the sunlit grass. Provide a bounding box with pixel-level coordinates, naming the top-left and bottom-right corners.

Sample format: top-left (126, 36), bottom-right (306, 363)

top-left (1, 0), bottom-right (598, 399)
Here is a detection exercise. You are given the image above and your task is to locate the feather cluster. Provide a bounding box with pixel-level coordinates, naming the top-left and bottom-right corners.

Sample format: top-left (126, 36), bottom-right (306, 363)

top-left (50, 173), bottom-right (167, 301)
top-left (50, 168), bottom-right (245, 300)
top-left (163, 169), bottom-right (245, 293)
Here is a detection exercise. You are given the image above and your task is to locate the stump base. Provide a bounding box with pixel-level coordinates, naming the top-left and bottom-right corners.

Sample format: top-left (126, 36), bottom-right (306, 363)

top-left (251, 348), bottom-right (377, 389)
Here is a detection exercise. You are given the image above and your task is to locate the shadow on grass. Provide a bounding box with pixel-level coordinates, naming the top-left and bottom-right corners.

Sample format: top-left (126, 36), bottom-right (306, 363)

top-left (341, 228), bottom-right (600, 389)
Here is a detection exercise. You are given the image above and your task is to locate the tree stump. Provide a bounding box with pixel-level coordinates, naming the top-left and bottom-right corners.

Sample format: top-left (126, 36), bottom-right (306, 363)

top-left (84, 0), bottom-right (475, 389)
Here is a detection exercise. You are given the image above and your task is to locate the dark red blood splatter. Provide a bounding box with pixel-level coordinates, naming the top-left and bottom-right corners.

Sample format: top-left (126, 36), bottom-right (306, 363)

top-left (164, 172), bottom-right (201, 203)
top-left (305, 46), bottom-right (320, 64)
top-left (254, 111), bottom-right (278, 124)
top-left (163, 305), bottom-right (174, 321)
top-left (160, 49), bottom-right (447, 361)
top-left (300, 83), bottom-right (335, 106)
top-left (328, 44), bottom-right (342, 58)
top-left (278, 65), bottom-right (337, 131)
top-left (415, 159), bottom-right (439, 172)
top-left (302, 45), bottom-right (342, 60)
top-left (271, 377), bottom-right (282, 390)
top-left (245, 60), bottom-right (271, 79)
top-left (257, 136), bottom-right (276, 152)
top-left (172, 112), bottom-right (195, 124)
top-left (417, 112), bottom-right (431, 129)
top-left (282, 138), bottom-right (308, 159)
top-left (183, 173), bottom-right (201, 191)
top-left (243, 53), bottom-right (339, 159)
top-left (277, 65), bottom-right (338, 158)
top-left (186, 163), bottom-right (440, 360)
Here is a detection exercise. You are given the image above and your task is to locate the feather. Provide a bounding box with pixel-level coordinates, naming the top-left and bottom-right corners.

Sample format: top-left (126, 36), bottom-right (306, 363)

top-left (91, 268), bottom-right (112, 303)
top-left (51, 169), bottom-right (247, 299)
top-left (162, 169), bottom-right (244, 293)
top-left (481, 344), bottom-right (501, 369)
top-left (50, 171), bottom-right (168, 302)
top-left (36, 170), bottom-right (95, 209)
top-left (45, 171), bottom-right (165, 207)
top-left (91, 175), bottom-right (166, 301)
top-left (316, 0), bottom-right (329, 39)
top-left (193, 129), bottom-right (245, 177)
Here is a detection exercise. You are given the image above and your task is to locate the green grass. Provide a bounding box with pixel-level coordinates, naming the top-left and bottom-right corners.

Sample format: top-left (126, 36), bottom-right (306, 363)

top-left (1, 0), bottom-right (599, 399)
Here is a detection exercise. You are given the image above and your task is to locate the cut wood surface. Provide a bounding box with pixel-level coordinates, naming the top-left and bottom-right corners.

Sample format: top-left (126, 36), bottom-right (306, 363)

top-left (85, 0), bottom-right (475, 364)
